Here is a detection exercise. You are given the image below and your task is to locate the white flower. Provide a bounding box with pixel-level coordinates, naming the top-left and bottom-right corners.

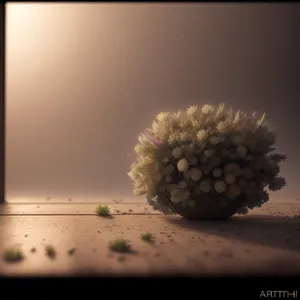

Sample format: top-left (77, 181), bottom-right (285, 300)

top-left (214, 180), bottom-right (227, 193)
top-left (269, 176), bottom-right (287, 191)
top-left (226, 163), bottom-right (240, 174)
top-left (201, 104), bottom-right (214, 114)
top-left (269, 161), bottom-right (279, 171)
top-left (171, 189), bottom-right (191, 203)
top-left (162, 164), bottom-right (175, 175)
top-left (232, 135), bottom-right (244, 146)
top-left (217, 121), bottom-right (227, 132)
top-left (201, 165), bottom-right (213, 175)
top-left (170, 190), bottom-right (182, 203)
top-left (165, 175), bottom-right (172, 183)
top-left (209, 136), bottom-right (220, 145)
top-left (156, 112), bottom-right (170, 122)
top-left (188, 156), bottom-right (198, 165)
top-left (244, 138), bottom-right (256, 149)
top-left (226, 184), bottom-right (242, 199)
top-left (182, 145), bottom-right (194, 156)
top-left (168, 138), bottom-right (177, 147)
top-left (218, 135), bottom-right (226, 143)
top-left (236, 145), bottom-right (247, 158)
top-left (204, 149), bottom-right (215, 157)
top-left (172, 147), bottom-right (182, 159)
top-left (269, 153), bottom-right (287, 163)
top-left (199, 180), bottom-right (212, 193)
top-left (173, 110), bottom-right (182, 119)
top-left (232, 164), bottom-right (242, 177)
top-left (178, 181), bottom-right (188, 189)
top-left (188, 168), bottom-right (203, 181)
top-left (167, 184), bottom-right (179, 192)
top-left (163, 157), bottom-right (170, 164)
top-left (216, 103), bottom-right (226, 115)
top-left (197, 129), bottom-right (209, 141)
top-left (177, 158), bottom-right (190, 172)
top-left (186, 105), bottom-right (198, 115)
top-left (242, 168), bottom-right (253, 179)
top-left (138, 135), bottom-right (147, 145)
top-left (225, 174), bottom-right (236, 185)
top-left (134, 144), bottom-right (144, 154)
top-left (221, 149), bottom-right (230, 157)
top-left (180, 132), bottom-right (190, 142)
top-left (212, 168), bottom-right (222, 178)
top-left (191, 118), bottom-right (200, 127)
top-left (151, 121), bottom-right (161, 133)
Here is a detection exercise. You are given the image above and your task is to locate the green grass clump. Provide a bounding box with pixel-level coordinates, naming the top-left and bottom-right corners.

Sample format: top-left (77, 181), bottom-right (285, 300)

top-left (109, 238), bottom-right (131, 253)
top-left (45, 245), bottom-right (56, 259)
top-left (3, 247), bottom-right (24, 263)
top-left (140, 232), bottom-right (154, 243)
top-left (95, 204), bottom-right (111, 216)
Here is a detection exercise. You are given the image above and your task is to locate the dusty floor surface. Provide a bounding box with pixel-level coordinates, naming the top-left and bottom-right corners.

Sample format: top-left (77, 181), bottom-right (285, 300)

top-left (0, 202), bottom-right (300, 276)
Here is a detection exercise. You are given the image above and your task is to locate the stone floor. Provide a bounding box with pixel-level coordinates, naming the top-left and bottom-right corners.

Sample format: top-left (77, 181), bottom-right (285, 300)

top-left (0, 202), bottom-right (300, 276)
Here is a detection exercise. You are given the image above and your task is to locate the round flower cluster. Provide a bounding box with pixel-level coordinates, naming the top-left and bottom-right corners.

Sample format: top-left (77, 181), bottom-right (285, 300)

top-left (128, 104), bottom-right (287, 215)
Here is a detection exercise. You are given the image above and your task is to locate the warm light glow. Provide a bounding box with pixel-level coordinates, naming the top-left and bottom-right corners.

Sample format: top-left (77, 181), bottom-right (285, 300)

top-left (6, 3), bottom-right (43, 48)
top-left (5, 3), bottom-right (299, 202)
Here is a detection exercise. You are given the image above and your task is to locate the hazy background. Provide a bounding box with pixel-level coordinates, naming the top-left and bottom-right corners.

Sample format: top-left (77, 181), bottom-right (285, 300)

top-left (5, 3), bottom-right (300, 203)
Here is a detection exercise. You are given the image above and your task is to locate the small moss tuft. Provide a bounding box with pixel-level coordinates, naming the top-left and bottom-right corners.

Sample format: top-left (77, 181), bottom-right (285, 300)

top-left (3, 247), bottom-right (24, 263)
top-left (140, 232), bottom-right (154, 243)
top-left (45, 245), bottom-right (56, 259)
top-left (109, 238), bottom-right (131, 253)
top-left (95, 204), bottom-right (111, 216)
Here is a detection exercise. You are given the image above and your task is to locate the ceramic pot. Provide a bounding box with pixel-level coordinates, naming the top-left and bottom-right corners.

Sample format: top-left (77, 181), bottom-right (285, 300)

top-left (173, 195), bottom-right (247, 220)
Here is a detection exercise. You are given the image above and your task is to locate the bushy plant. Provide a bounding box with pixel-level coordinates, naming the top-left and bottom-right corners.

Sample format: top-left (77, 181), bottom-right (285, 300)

top-left (128, 104), bottom-right (287, 216)
top-left (95, 204), bottom-right (111, 217)
top-left (109, 238), bottom-right (132, 253)
top-left (45, 245), bottom-right (56, 259)
top-left (140, 232), bottom-right (154, 243)
top-left (3, 247), bottom-right (24, 263)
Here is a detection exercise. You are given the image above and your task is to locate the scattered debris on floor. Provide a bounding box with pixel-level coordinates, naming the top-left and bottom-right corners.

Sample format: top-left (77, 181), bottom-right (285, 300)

top-left (3, 247), bottom-right (24, 263)
top-left (68, 248), bottom-right (76, 256)
top-left (117, 256), bottom-right (126, 262)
